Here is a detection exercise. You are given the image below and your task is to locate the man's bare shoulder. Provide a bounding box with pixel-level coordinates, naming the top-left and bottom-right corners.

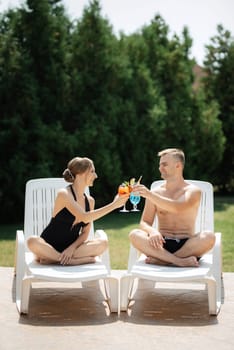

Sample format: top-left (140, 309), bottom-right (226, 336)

top-left (152, 183), bottom-right (166, 195)
top-left (184, 182), bottom-right (201, 195)
top-left (183, 182), bottom-right (202, 207)
top-left (151, 181), bottom-right (201, 200)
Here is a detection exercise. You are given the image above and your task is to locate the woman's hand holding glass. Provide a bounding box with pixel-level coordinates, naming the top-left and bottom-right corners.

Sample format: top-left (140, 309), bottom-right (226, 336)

top-left (118, 183), bottom-right (131, 212)
top-left (113, 191), bottom-right (129, 210)
top-left (118, 176), bottom-right (142, 212)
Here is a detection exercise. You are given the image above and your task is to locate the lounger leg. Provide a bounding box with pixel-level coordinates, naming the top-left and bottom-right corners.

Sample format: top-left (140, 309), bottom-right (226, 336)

top-left (15, 279), bottom-right (22, 314)
top-left (20, 278), bottom-right (32, 314)
top-left (104, 277), bottom-right (119, 314)
top-left (120, 274), bottom-right (132, 311)
top-left (207, 278), bottom-right (220, 315)
top-left (16, 275), bottom-right (22, 313)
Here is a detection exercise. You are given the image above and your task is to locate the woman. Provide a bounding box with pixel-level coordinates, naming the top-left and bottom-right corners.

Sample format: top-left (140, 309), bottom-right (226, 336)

top-left (27, 157), bottom-right (128, 266)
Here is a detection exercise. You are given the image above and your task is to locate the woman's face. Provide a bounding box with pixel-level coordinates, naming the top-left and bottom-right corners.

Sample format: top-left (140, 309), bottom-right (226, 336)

top-left (84, 165), bottom-right (98, 187)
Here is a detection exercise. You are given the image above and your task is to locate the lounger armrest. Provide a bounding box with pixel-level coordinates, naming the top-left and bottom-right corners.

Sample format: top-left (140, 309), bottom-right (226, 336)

top-left (15, 230), bottom-right (26, 309)
top-left (15, 230), bottom-right (26, 275)
top-left (212, 232), bottom-right (222, 278)
top-left (95, 229), bottom-right (108, 240)
top-left (95, 229), bottom-right (111, 274)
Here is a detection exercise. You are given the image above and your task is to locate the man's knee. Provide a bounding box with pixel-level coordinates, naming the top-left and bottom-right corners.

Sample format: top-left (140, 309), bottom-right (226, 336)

top-left (129, 229), bottom-right (143, 245)
top-left (202, 231), bottom-right (216, 249)
top-left (129, 228), bottom-right (137, 240)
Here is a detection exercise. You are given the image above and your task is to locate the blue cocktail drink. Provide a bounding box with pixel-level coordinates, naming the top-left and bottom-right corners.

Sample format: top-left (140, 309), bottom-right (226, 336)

top-left (129, 192), bottom-right (140, 211)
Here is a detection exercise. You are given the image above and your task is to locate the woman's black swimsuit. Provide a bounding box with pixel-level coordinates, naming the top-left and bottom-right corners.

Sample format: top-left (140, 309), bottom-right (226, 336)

top-left (40, 185), bottom-right (90, 253)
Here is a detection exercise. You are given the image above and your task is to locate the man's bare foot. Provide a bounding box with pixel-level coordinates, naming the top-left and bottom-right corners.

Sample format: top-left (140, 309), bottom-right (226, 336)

top-left (39, 258), bottom-right (57, 265)
top-left (145, 255), bottom-right (199, 267)
top-left (145, 256), bottom-right (169, 266)
top-left (175, 256), bottom-right (199, 267)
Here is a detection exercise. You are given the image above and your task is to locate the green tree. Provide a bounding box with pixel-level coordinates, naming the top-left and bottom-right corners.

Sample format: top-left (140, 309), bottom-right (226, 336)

top-left (0, 1), bottom-right (228, 223)
top-left (0, 1), bottom-right (73, 221)
top-left (204, 25), bottom-right (234, 191)
top-left (68, 0), bottom-right (123, 203)
top-left (133, 15), bottom-right (224, 182)
top-left (116, 31), bottom-right (167, 186)
top-left (20, 0), bottom-right (71, 125)
top-left (0, 8), bottom-right (44, 221)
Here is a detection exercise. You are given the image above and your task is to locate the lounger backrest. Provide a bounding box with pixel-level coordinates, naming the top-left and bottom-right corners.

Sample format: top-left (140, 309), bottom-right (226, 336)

top-left (23, 178), bottom-right (94, 247)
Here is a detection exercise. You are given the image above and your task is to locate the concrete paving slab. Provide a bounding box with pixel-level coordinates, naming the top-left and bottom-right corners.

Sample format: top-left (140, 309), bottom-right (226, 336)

top-left (0, 267), bottom-right (233, 350)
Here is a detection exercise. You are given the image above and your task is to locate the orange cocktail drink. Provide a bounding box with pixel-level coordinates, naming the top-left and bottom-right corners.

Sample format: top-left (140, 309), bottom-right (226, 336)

top-left (118, 183), bottom-right (132, 195)
top-left (118, 182), bottom-right (132, 212)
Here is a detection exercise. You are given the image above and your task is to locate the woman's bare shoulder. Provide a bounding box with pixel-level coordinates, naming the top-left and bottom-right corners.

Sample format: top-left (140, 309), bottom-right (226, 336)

top-left (86, 194), bottom-right (95, 209)
top-left (56, 186), bottom-right (71, 201)
top-left (52, 187), bottom-right (71, 214)
top-left (57, 186), bottom-right (70, 194)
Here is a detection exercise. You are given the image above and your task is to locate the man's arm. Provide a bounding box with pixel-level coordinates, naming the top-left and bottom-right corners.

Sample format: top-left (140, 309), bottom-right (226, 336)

top-left (136, 185), bottom-right (201, 214)
top-left (139, 197), bottom-right (165, 248)
top-left (139, 198), bottom-right (158, 235)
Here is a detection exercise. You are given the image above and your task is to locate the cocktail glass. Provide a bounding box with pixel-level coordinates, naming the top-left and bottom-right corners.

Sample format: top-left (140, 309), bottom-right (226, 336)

top-left (129, 191), bottom-right (141, 211)
top-left (118, 183), bottom-right (130, 212)
top-left (129, 175), bottom-right (142, 211)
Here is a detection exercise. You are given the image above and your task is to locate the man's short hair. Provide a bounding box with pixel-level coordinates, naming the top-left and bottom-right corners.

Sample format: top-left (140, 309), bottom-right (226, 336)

top-left (158, 148), bottom-right (185, 167)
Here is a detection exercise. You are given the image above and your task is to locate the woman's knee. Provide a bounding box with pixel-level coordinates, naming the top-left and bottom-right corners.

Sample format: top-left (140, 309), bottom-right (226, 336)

top-left (95, 237), bottom-right (108, 254)
top-left (27, 236), bottom-right (39, 251)
top-left (100, 238), bottom-right (108, 251)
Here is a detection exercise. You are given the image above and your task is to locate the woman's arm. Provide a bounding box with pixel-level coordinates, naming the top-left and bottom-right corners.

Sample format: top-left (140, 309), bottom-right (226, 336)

top-left (54, 188), bottom-right (128, 224)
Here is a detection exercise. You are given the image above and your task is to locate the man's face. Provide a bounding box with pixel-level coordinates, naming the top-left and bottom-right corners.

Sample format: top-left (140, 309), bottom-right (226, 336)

top-left (159, 154), bottom-right (178, 179)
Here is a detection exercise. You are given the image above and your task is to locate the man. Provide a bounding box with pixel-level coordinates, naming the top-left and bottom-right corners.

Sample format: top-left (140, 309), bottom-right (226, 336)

top-left (130, 148), bottom-right (215, 267)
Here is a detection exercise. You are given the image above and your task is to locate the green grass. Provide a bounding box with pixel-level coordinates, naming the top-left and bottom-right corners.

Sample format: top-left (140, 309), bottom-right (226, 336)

top-left (0, 196), bottom-right (233, 270)
top-left (214, 196), bottom-right (234, 272)
top-left (95, 211), bottom-right (141, 269)
top-left (0, 224), bottom-right (21, 267)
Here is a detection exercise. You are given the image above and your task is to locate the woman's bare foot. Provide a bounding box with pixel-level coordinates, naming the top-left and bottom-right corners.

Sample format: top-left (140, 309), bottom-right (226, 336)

top-left (37, 256), bottom-right (96, 266)
top-left (69, 256), bottom-right (96, 266)
top-left (145, 255), bottom-right (199, 267)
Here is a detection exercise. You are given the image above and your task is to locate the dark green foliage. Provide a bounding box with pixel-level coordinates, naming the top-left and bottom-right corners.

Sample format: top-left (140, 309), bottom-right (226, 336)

top-left (0, 0), bottom-right (230, 222)
top-left (118, 16), bottom-right (225, 184)
top-left (204, 25), bottom-right (234, 191)
top-left (67, 0), bottom-right (123, 203)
